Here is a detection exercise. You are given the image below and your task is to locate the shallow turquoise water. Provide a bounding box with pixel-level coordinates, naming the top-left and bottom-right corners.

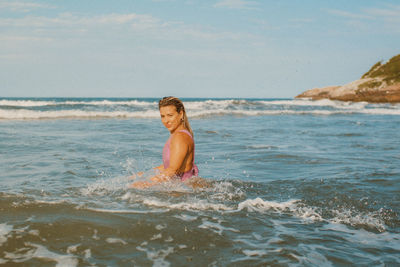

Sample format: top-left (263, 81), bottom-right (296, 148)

top-left (1, 98), bottom-right (399, 266)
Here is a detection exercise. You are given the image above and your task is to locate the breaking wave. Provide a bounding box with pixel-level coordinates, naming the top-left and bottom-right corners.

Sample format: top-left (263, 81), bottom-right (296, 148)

top-left (1, 98), bottom-right (400, 119)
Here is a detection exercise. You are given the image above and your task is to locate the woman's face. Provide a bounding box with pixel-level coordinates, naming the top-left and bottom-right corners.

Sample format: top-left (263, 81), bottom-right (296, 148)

top-left (160, 105), bottom-right (183, 133)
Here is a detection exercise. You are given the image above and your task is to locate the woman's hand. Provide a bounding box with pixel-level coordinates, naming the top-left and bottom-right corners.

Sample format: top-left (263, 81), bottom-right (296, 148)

top-left (128, 171), bottom-right (144, 180)
top-left (129, 173), bottom-right (170, 189)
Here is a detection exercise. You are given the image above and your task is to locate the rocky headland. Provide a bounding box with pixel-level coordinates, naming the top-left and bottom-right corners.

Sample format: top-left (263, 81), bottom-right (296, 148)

top-left (296, 54), bottom-right (400, 103)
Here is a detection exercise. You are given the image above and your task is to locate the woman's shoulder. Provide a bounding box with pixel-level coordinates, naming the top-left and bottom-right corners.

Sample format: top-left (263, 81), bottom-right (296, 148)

top-left (171, 130), bottom-right (193, 145)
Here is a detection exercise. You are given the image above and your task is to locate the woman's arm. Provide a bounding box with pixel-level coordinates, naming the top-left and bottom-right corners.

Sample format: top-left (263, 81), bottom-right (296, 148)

top-left (154, 164), bottom-right (164, 171)
top-left (129, 164), bottom-right (165, 180)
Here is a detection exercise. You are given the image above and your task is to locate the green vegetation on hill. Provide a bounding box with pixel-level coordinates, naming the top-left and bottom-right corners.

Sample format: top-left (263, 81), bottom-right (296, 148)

top-left (361, 54), bottom-right (400, 87)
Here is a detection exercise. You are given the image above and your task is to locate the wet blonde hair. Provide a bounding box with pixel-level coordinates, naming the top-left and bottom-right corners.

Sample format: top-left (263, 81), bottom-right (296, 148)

top-left (159, 96), bottom-right (193, 137)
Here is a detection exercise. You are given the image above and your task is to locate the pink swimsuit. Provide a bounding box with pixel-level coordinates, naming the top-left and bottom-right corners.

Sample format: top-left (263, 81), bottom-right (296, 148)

top-left (162, 130), bottom-right (199, 181)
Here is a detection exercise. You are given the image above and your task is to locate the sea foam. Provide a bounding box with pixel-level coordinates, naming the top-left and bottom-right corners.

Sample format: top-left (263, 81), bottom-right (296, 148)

top-left (3, 242), bottom-right (78, 267)
top-left (0, 223), bottom-right (13, 246)
top-left (238, 197), bottom-right (389, 232)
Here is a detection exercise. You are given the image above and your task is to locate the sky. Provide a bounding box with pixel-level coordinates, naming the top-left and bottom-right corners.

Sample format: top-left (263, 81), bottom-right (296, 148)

top-left (0, 0), bottom-right (399, 98)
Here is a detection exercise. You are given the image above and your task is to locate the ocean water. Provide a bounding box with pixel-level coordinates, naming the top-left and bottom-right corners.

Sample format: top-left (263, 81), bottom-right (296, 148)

top-left (0, 97), bottom-right (399, 266)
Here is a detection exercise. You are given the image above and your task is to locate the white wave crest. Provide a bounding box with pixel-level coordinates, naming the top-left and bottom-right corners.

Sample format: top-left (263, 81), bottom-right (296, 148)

top-left (0, 109), bottom-right (160, 119)
top-left (238, 197), bottom-right (302, 213)
top-left (62, 100), bottom-right (157, 106)
top-left (0, 99), bottom-right (156, 107)
top-left (106, 238), bottom-right (128, 245)
top-left (185, 99), bottom-right (400, 116)
top-left (0, 100), bottom-right (56, 107)
top-left (184, 99), bottom-right (244, 110)
top-left (330, 209), bottom-right (387, 232)
top-left (257, 99), bottom-right (369, 109)
top-left (0, 109), bottom-right (400, 120)
top-left (2, 98), bottom-right (400, 119)
top-left (358, 108), bottom-right (400, 115)
top-left (238, 198), bottom-right (388, 232)
top-left (118, 193), bottom-right (390, 232)
top-left (188, 108), bottom-right (400, 117)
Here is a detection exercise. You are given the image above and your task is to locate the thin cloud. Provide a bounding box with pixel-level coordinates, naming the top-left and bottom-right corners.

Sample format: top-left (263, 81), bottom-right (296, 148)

top-left (328, 4), bottom-right (400, 21)
top-left (326, 4), bottom-right (400, 33)
top-left (214, 0), bottom-right (259, 10)
top-left (0, 35), bottom-right (53, 42)
top-left (364, 4), bottom-right (400, 33)
top-left (0, 1), bottom-right (55, 12)
top-left (364, 4), bottom-right (400, 22)
top-left (0, 12), bottom-right (253, 43)
top-left (0, 13), bottom-right (159, 27)
top-left (290, 18), bottom-right (314, 23)
top-left (327, 9), bottom-right (373, 20)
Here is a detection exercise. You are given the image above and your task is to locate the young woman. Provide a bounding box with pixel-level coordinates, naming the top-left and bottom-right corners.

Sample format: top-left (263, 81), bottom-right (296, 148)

top-left (130, 97), bottom-right (198, 188)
